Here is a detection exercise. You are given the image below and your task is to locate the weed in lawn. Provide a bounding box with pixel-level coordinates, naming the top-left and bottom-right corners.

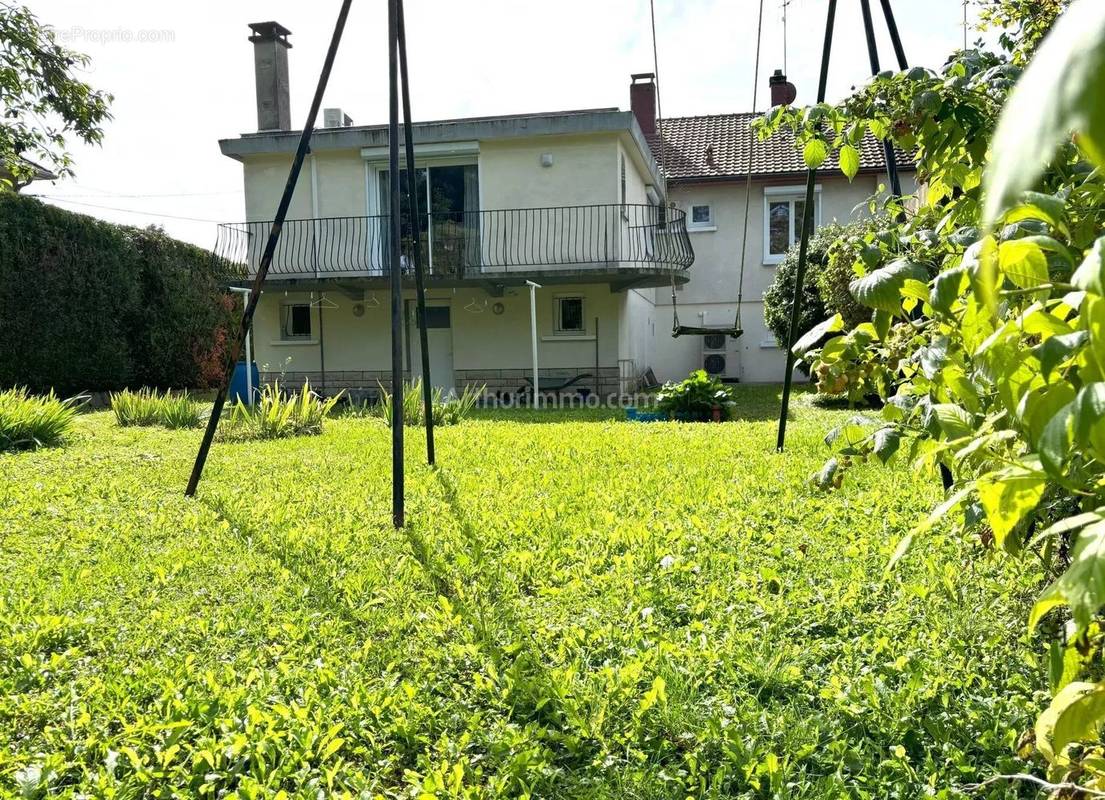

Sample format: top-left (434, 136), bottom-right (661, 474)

top-left (0, 388), bottom-right (80, 451)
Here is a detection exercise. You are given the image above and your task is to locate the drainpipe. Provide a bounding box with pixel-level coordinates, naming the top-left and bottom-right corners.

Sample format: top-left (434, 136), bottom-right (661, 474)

top-left (229, 286), bottom-right (254, 404)
top-left (526, 280), bottom-right (541, 406)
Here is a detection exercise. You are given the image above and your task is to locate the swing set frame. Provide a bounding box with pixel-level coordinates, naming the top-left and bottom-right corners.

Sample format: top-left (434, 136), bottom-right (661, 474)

top-left (185, 0), bottom-right (434, 529)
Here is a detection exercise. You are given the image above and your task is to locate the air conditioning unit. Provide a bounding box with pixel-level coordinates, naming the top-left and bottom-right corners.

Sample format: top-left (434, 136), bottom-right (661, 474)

top-left (701, 329), bottom-right (740, 381)
top-left (703, 332), bottom-right (727, 352)
top-left (323, 108), bottom-right (354, 128)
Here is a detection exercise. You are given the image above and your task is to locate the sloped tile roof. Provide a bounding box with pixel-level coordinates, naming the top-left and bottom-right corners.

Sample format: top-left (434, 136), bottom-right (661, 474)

top-left (646, 112), bottom-right (911, 182)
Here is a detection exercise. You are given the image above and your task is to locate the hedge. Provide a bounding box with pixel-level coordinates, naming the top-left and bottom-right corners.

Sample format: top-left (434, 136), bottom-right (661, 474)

top-left (0, 192), bottom-right (241, 394)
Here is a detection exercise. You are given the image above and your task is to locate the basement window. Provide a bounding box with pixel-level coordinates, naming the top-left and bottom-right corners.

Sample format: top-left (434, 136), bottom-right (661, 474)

top-left (281, 303), bottom-right (312, 339)
top-left (554, 296), bottom-right (585, 334)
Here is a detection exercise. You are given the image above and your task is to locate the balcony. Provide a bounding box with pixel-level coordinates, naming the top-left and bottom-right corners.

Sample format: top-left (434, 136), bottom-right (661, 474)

top-left (215, 204), bottom-right (694, 289)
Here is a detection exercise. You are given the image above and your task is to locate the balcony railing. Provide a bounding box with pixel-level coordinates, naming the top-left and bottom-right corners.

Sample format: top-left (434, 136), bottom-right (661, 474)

top-left (215, 204), bottom-right (694, 280)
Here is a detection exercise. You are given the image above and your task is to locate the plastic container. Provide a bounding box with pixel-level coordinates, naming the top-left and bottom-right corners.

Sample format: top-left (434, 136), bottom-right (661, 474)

top-left (229, 361), bottom-right (260, 405)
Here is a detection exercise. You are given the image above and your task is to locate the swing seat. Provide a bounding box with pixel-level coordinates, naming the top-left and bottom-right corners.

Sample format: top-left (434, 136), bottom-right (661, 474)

top-left (672, 325), bottom-right (743, 339)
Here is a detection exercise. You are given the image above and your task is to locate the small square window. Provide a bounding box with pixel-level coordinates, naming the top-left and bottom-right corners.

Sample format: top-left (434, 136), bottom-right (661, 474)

top-left (555, 296), bottom-right (585, 333)
top-left (281, 304), bottom-right (312, 339)
top-left (691, 204), bottom-right (712, 225)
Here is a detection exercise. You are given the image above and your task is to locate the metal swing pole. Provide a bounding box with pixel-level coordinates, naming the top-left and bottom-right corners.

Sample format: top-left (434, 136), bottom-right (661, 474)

top-left (775, 0), bottom-right (837, 452)
top-left (396, 0), bottom-right (436, 466)
top-left (859, 0), bottom-right (904, 198)
top-left (388, 0), bottom-right (406, 527)
top-left (186, 0), bottom-right (354, 497)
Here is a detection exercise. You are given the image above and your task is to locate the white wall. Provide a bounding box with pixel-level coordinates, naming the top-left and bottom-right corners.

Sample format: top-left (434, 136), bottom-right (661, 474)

top-left (653, 173), bottom-right (917, 383)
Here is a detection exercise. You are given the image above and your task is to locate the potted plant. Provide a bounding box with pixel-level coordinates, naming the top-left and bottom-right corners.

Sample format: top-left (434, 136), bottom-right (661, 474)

top-left (655, 370), bottom-right (734, 422)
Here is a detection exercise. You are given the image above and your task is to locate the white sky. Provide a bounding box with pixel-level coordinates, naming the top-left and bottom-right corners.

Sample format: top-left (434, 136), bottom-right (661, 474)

top-left (23, 0), bottom-right (980, 247)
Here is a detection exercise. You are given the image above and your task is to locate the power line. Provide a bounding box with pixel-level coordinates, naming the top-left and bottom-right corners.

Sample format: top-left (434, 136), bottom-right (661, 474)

top-left (31, 195), bottom-right (224, 224)
top-left (36, 190), bottom-right (241, 199)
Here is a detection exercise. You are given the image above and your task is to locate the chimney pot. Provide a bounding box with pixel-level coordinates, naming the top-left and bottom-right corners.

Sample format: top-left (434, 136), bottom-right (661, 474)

top-left (249, 21), bottom-right (292, 131)
top-left (769, 69), bottom-right (797, 107)
top-left (629, 72), bottom-right (657, 136)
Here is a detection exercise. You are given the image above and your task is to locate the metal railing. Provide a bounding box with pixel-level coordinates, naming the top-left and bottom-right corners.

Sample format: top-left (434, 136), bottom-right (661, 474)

top-left (215, 204), bottom-right (694, 279)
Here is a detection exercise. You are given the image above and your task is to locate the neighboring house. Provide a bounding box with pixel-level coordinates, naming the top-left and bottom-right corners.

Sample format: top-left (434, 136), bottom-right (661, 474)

top-left (219, 22), bottom-right (913, 395)
top-left (1, 156), bottom-right (57, 193)
top-left (219, 22), bottom-right (690, 399)
top-left (638, 83), bottom-right (917, 383)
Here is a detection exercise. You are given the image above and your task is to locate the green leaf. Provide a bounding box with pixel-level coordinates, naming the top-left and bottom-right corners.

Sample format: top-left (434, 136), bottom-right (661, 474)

top-left (999, 239), bottom-right (1049, 289)
top-left (1031, 520), bottom-right (1105, 633)
top-left (872, 427), bottom-right (901, 464)
top-left (1004, 192), bottom-right (1067, 228)
top-left (1035, 681), bottom-right (1105, 763)
top-left (839, 144), bottom-right (860, 181)
top-left (803, 139), bottom-right (828, 169)
top-left (983, 0), bottom-right (1105, 225)
top-left (930, 267), bottom-right (967, 314)
top-left (792, 313), bottom-right (843, 356)
top-left (1072, 236), bottom-right (1105, 296)
top-left (1033, 331), bottom-right (1088, 380)
top-left (849, 260), bottom-right (929, 315)
top-left (924, 403), bottom-right (974, 440)
top-left (976, 464), bottom-right (1047, 547)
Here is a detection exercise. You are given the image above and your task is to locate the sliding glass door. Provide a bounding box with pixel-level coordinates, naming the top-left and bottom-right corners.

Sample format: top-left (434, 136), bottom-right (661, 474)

top-left (378, 164), bottom-right (478, 276)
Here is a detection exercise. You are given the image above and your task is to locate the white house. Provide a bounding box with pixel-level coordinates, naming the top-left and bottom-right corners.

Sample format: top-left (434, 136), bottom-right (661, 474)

top-left (220, 22), bottom-right (912, 395)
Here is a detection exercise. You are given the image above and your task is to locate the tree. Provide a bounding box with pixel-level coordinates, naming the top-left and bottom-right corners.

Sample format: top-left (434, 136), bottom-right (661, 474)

top-left (0, 2), bottom-right (112, 191)
top-left (976, 0), bottom-right (1071, 64)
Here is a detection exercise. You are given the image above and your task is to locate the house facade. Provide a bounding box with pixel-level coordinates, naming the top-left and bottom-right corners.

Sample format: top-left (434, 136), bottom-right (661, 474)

top-left (222, 22), bottom-right (913, 394)
top-left (222, 23), bottom-right (689, 399)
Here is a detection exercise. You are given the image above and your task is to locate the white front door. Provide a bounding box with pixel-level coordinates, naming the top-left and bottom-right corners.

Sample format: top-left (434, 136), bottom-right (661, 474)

top-left (410, 303), bottom-right (454, 393)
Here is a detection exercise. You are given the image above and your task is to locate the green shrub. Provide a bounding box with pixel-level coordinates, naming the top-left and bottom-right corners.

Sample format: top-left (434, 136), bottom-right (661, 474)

top-left (654, 370), bottom-right (734, 420)
top-left (0, 193), bottom-right (241, 394)
top-left (0, 387), bottom-right (80, 451)
top-left (380, 380), bottom-right (483, 427)
top-left (763, 219), bottom-right (881, 349)
top-left (221, 381), bottom-right (339, 440)
top-left (110, 388), bottom-right (203, 429)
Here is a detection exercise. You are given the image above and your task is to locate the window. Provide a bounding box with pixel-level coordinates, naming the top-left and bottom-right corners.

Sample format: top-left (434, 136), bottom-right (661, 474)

top-left (690, 204), bottom-right (712, 227)
top-left (554, 296), bottom-right (585, 334)
top-left (281, 303), bottom-right (312, 339)
top-left (763, 186), bottom-right (821, 263)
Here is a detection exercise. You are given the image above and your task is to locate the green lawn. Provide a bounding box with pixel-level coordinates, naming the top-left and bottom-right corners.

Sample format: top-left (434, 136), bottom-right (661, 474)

top-left (0, 387), bottom-right (1042, 799)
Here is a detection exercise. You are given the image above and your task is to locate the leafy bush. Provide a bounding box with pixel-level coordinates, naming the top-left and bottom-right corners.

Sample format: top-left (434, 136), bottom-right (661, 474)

top-left (110, 388), bottom-right (203, 429)
top-left (763, 220), bottom-right (877, 351)
top-left (380, 380), bottom-right (483, 427)
top-left (762, 2), bottom-right (1105, 791)
top-left (0, 387), bottom-right (80, 451)
top-left (0, 193), bottom-right (241, 394)
top-left (221, 381), bottom-right (339, 440)
top-left (655, 369), bottom-right (734, 420)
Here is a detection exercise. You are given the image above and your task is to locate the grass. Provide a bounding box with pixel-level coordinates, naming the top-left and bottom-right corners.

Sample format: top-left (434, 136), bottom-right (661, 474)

top-left (0, 388), bottom-right (80, 451)
top-left (110, 387), bottom-right (203, 429)
top-left (0, 386), bottom-right (1042, 798)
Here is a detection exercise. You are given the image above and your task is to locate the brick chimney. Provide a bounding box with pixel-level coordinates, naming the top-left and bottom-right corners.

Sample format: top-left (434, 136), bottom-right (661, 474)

top-left (630, 73), bottom-right (657, 136)
top-left (769, 69), bottom-right (797, 107)
top-left (249, 21), bottom-right (292, 131)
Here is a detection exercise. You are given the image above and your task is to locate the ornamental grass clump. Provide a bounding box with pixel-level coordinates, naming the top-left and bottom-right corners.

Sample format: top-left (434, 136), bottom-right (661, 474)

top-left (0, 388), bottom-right (81, 452)
top-left (222, 381), bottom-right (339, 440)
top-left (110, 388), bottom-right (203, 429)
top-left (379, 380), bottom-right (483, 426)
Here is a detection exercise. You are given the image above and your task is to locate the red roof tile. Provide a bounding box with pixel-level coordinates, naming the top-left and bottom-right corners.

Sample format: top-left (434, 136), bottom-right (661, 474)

top-left (646, 112), bottom-right (911, 182)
